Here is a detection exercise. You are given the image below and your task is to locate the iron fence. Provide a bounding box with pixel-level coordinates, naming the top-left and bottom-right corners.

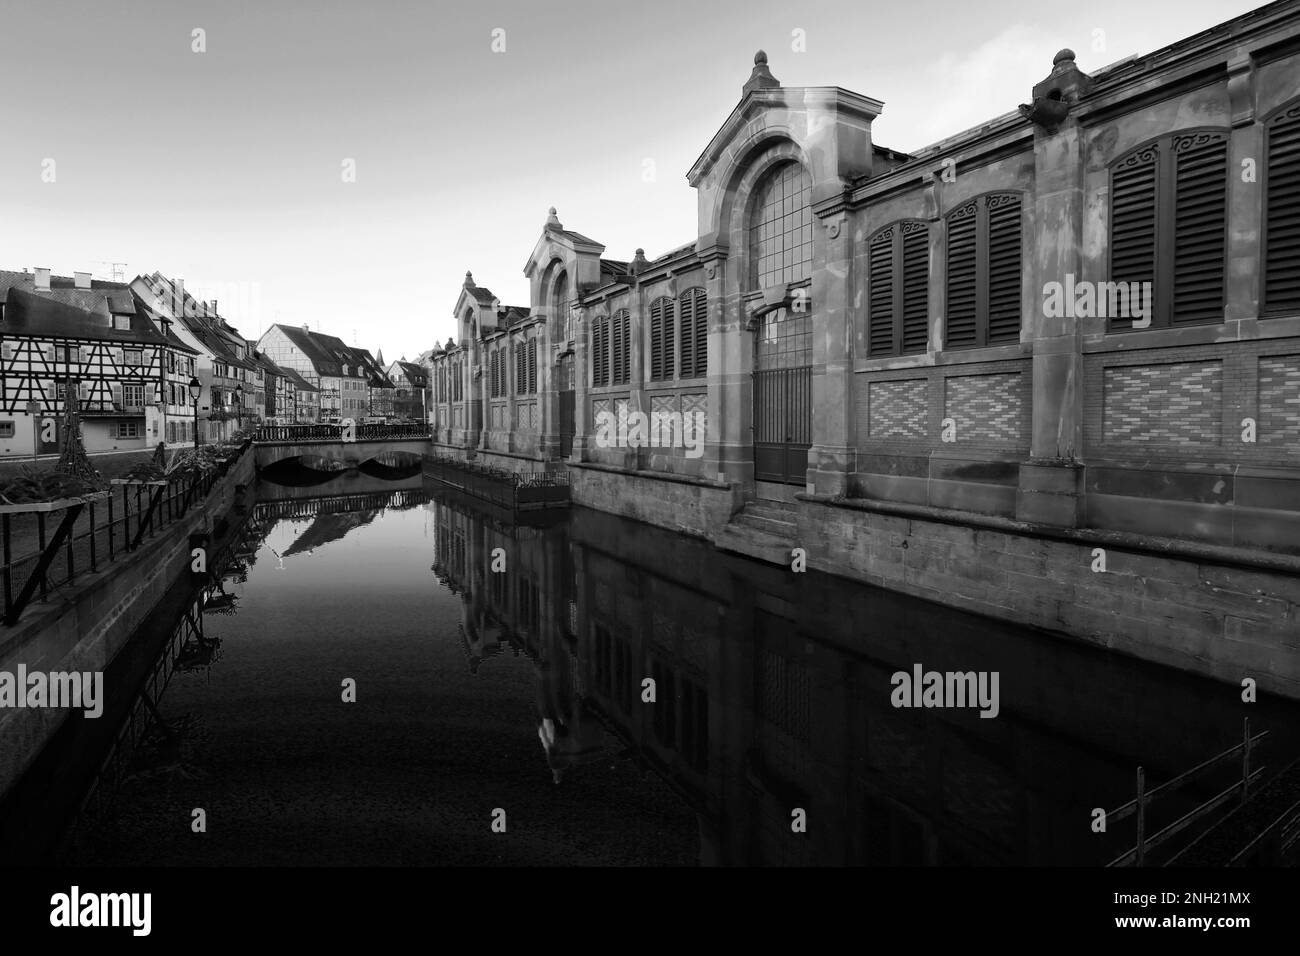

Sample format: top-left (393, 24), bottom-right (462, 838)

top-left (422, 454), bottom-right (570, 511)
top-left (255, 422), bottom-right (431, 443)
top-left (0, 440), bottom-right (251, 626)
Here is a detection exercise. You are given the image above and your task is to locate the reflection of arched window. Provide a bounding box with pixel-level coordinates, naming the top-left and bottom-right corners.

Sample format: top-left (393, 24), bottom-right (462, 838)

top-left (749, 162), bottom-right (813, 288)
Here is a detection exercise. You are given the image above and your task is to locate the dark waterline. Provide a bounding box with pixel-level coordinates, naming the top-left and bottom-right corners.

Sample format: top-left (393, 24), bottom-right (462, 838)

top-left (62, 470), bottom-right (1300, 866)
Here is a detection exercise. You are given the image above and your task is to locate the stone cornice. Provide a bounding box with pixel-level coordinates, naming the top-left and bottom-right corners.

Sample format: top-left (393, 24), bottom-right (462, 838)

top-left (688, 86), bottom-right (884, 186)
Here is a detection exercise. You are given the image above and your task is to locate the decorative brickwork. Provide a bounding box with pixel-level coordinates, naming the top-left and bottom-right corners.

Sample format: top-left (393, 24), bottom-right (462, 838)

top-left (1258, 354), bottom-right (1300, 447)
top-left (1101, 361), bottom-right (1222, 446)
top-left (867, 379), bottom-right (927, 439)
top-left (943, 372), bottom-right (1025, 444)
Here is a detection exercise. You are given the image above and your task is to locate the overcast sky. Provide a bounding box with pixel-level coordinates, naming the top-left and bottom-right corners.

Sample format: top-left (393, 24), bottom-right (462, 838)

top-left (0, 0), bottom-right (1259, 360)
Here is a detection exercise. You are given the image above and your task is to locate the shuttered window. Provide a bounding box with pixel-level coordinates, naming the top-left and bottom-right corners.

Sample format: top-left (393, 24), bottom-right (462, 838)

top-left (611, 309), bottom-right (631, 385)
top-left (527, 339), bottom-right (537, 394)
top-left (1264, 103), bottom-right (1300, 315)
top-left (649, 297), bottom-right (675, 381)
top-left (944, 194), bottom-right (1021, 349)
top-left (591, 316), bottom-right (609, 387)
top-left (868, 220), bottom-right (930, 357)
top-left (1108, 130), bottom-right (1228, 330)
top-left (678, 287), bottom-right (707, 379)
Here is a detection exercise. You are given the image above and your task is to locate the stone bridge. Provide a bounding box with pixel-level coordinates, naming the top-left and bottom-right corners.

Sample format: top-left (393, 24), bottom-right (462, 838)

top-left (253, 423), bottom-right (432, 470)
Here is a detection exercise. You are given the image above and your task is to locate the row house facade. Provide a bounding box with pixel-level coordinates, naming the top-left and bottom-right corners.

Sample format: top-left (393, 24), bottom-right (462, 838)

top-left (353, 346), bottom-right (396, 419)
top-left (0, 268), bottom-right (200, 454)
top-left (280, 365), bottom-right (321, 423)
top-left (387, 358), bottom-right (429, 419)
top-left (132, 273), bottom-right (261, 443)
top-left (257, 324), bottom-right (389, 422)
top-left (426, 1), bottom-right (1300, 560)
top-left (249, 346), bottom-right (295, 424)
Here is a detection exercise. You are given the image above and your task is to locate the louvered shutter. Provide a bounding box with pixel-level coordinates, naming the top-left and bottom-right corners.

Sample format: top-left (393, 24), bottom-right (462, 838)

top-left (901, 223), bottom-right (930, 354)
top-left (677, 288), bottom-right (706, 378)
top-left (986, 196), bottom-right (1022, 343)
top-left (650, 298), bottom-right (675, 381)
top-left (620, 312), bottom-right (631, 384)
top-left (868, 228), bottom-right (895, 356)
top-left (945, 203), bottom-right (979, 348)
top-left (1110, 147), bottom-right (1158, 330)
top-left (1172, 133), bottom-right (1227, 324)
top-left (611, 311), bottom-right (627, 385)
top-left (693, 290), bottom-right (707, 377)
top-left (1265, 105), bottom-right (1300, 314)
top-left (650, 299), bottom-right (664, 380)
top-left (528, 339), bottom-right (537, 394)
top-left (612, 314), bottom-right (623, 385)
top-left (592, 319), bottom-right (605, 387)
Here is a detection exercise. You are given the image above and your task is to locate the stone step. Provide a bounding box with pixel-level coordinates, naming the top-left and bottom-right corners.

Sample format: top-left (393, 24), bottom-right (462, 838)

top-left (733, 512), bottom-right (796, 537)
top-left (715, 519), bottom-right (795, 566)
top-left (747, 502), bottom-right (797, 522)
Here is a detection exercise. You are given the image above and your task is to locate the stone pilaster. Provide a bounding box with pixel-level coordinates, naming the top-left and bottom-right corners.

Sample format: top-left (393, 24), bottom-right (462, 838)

top-left (1016, 51), bottom-right (1092, 527)
top-left (807, 208), bottom-right (856, 496)
top-left (1226, 52), bottom-right (1260, 322)
top-left (571, 306), bottom-right (590, 461)
top-left (701, 249), bottom-right (748, 487)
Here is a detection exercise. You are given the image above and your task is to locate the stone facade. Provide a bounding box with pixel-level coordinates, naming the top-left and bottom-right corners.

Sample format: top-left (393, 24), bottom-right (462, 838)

top-left (424, 5), bottom-right (1300, 694)
top-left (428, 6), bottom-right (1300, 552)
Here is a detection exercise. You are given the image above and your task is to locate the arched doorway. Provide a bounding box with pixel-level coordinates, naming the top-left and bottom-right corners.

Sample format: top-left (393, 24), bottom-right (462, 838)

top-left (753, 307), bottom-right (811, 488)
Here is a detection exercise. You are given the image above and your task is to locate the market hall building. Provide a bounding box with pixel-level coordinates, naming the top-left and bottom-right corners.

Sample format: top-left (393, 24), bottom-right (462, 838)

top-left (427, 3), bottom-right (1300, 698)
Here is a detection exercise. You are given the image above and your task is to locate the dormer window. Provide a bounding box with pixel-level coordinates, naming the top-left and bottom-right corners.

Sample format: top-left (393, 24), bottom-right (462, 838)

top-left (112, 315), bottom-right (132, 331)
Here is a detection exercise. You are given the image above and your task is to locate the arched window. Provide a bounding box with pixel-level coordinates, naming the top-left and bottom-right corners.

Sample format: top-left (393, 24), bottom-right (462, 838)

top-left (552, 270), bottom-right (570, 341)
top-left (868, 221), bottom-right (929, 357)
top-left (1109, 130), bottom-right (1228, 329)
top-left (649, 296), bottom-right (675, 381)
top-left (749, 162), bottom-right (813, 288)
top-left (1264, 102), bottom-right (1300, 315)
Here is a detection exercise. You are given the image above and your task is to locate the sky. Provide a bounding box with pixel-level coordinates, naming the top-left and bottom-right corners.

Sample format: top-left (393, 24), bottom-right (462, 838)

top-left (0, 0), bottom-right (1263, 361)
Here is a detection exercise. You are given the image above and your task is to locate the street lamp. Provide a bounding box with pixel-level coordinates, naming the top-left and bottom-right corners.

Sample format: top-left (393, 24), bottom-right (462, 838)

top-left (188, 377), bottom-right (201, 448)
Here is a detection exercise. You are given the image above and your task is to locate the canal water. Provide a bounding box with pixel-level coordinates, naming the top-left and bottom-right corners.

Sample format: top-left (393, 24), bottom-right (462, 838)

top-left (59, 469), bottom-right (1300, 866)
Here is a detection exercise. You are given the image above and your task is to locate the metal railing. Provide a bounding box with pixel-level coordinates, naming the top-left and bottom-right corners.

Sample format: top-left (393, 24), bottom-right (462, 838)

top-left (423, 454), bottom-right (570, 511)
top-left (254, 422), bottom-right (431, 443)
top-left (0, 440), bottom-right (252, 626)
top-left (1104, 718), bottom-right (1268, 866)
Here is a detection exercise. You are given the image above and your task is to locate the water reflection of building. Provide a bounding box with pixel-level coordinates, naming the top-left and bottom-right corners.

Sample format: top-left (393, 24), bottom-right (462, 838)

top-left (429, 491), bottom-right (1300, 866)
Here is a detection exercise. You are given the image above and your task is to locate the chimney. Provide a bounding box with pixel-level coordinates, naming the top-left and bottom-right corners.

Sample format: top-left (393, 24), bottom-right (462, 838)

top-left (211, 298), bottom-right (218, 315)
top-left (74, 271), bottom-right (92, 290)
top-left (33, 267), bottom-right (51, 292)
top-left (303, 323), bottom-right (310, 332)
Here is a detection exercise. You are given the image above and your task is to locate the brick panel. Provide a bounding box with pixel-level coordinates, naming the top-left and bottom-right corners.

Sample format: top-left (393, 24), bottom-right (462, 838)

top-left (867, 379), bottom-right (927, 439)
top-left (1258, 354), bottom-right (1300, 447)
top-left (943, 372), bottom-right (1024, 444)
top-left (1101, 361), bottom-right (1222, 446)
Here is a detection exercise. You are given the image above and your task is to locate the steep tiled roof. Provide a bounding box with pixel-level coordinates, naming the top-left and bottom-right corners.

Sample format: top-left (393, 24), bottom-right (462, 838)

top-left (0, 270), bottom-right (138, 314)
top-left (272, 324), bottom-right (349, 377)
top-left (1, 286), bottom-right (171, 346)
top-left (279, 366), bottom-right (318, 391)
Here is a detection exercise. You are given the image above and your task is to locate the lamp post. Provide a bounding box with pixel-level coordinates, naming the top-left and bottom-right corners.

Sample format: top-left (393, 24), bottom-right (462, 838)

top-left (188, 376), bottom-right (201, 448)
